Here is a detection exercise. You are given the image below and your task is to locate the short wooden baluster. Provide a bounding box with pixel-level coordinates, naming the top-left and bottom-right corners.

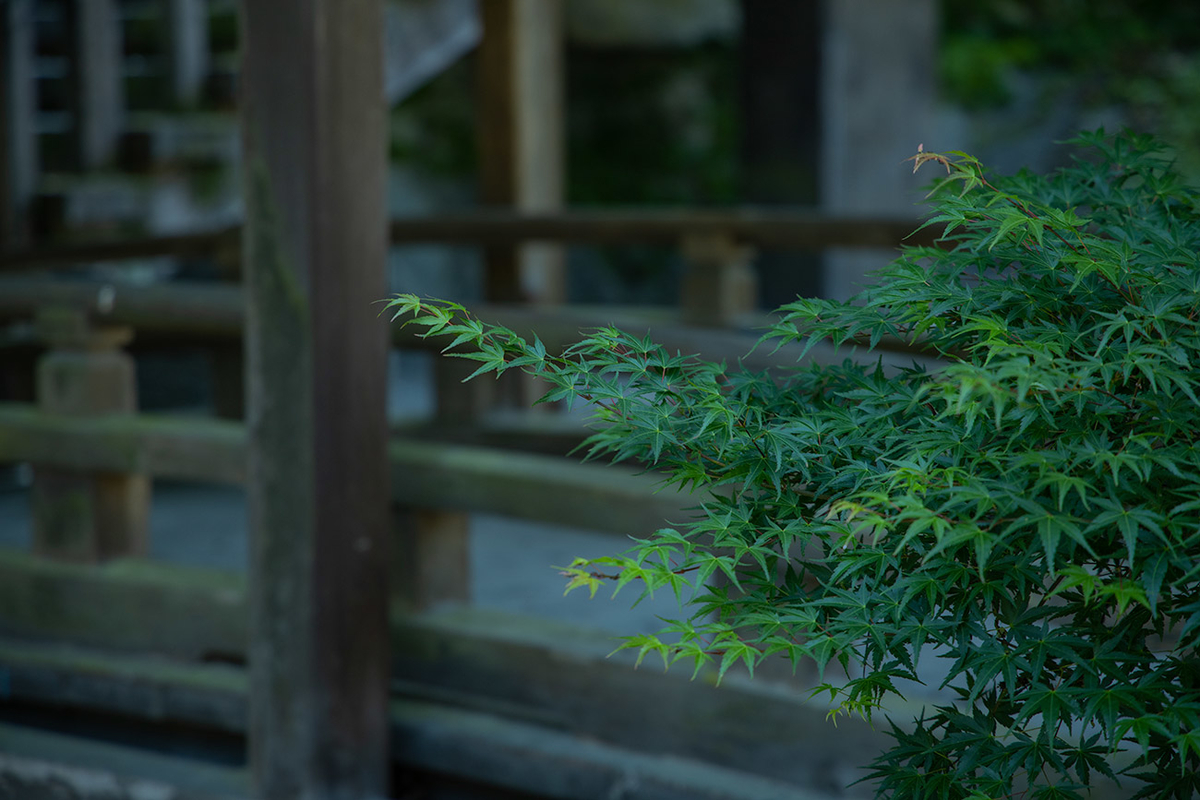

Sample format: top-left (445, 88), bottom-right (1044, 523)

top-left (32, 307), bottom-right (149, 562)
top-left (680, 232), bottom-right (759, 328)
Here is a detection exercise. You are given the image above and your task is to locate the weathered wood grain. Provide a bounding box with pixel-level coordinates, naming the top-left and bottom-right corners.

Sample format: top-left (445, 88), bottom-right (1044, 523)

top-left (240, 0), bottom-right (391, 794)
top-left (0, 403), bottom-right (246, 483)
top-left (0, 403), bottom-right (692, 539)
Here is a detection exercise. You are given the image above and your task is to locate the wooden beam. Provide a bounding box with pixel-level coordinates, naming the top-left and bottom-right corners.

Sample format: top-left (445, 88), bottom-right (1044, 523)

top-left (0, 638), bottom-right (246, 733)
top-left (0, 210), bottom-right (932, 273)
top-left (387, 439), bottom-right (691, 537)
top-left (478, 0), bottom-right (565, 304)
top-left (240, 0), bottom-right (390, 795)
top-left (390, 506), bottom-right (469, 613)
top-left (388, 698), bottom-right (833, 800)
top-left (0, 277), bottom-right (245, 336)
top-left (0, 548), bottom-right (246, 657)
top-left (0, 404), bottom-right (693, 539)
top-left (0, 646), bottom-right (840, 800)
top-left (391, 608), bottom-right (888, 790)
top-left (0, 403), bottom-right (246, 483)
top-left (0, 277), bottom-right (939, 365)
top-left (0, 227), bottom-right (239, 273)
top-left (392, 411), bottom-right (590, 457)
top-left (390, 209), bottom-right (929, 251)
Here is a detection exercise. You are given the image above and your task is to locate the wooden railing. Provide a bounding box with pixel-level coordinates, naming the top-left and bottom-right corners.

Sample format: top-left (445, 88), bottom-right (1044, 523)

top-left (0, 212), bottom-right (927, 799)
top-left (1, 208), bottom-right (933, 266)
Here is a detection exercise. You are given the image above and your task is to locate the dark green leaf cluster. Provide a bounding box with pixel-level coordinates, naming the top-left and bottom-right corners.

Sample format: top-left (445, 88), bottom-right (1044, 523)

top-left (384, 131), bottom-right (1200, 799)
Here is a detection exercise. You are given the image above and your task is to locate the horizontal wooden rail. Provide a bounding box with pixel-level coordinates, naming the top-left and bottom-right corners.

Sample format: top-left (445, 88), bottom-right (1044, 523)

top-left (0, 209), bottom-right (933, 272)
top-left (0, 228), bottom-right (241, 274)
top-left (387, 209), bottom-right (933, 249)
top-left (0, 277), bottom-right (244, 338)
top-left (0, 548), bottom-right (246, 657)
top-left (0, 403), bottom-right (245, 482)
top-left (0, 277), bottom-right (936, 365)
top-left (0, 403), bottom-right (691, 538)
top-left (0, 727), bottom-right (248, 800)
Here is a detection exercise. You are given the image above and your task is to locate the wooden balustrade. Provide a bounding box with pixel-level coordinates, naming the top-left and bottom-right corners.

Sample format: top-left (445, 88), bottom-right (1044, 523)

top-left (0, 2), bottom-right (952, 796)
top-left (0, 118), bottom-right (934, 800)
top-left (0, 402), bottom-right (692, 539)
top-left (0, 276), bottom-right (936, 366)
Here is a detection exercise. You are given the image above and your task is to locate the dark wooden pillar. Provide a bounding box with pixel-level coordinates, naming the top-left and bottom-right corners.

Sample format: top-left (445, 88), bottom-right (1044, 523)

top-left (240, 0), bottom-right (390, 797)
top-left (2, 0), bottom-right (37, 249)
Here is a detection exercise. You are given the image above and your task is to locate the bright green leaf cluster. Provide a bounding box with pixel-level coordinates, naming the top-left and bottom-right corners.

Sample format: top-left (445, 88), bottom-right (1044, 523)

top-left (385, 130), bottom-right (1200, 799)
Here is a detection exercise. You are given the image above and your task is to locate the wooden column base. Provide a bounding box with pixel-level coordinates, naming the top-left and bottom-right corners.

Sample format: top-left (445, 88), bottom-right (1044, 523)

top-left (680, 234), bottom-right (758, 328)
top-left (32, 310), bottom-right (148, 562)
top-left (31, 469), bottom-right (149, 562)
top-left (391, 505), bottom-right (470, 613)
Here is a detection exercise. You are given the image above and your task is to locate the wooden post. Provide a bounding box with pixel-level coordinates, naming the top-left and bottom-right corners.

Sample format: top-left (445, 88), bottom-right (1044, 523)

top-left (680, 233), bottom-right (758, 328)
top-left (69, 0), bottom-right (124, 169)
top-left (164, 0), bottom-right (209, 108)
top-left (820, 0), bottom-right (937, 301)
top-left (1, 0), bottom-right (37, 249)
top-left (400, 2), bottom-right (567, 619)
top-left (411, 360), bottom-right (477, 616)
top-left (477, 0), bottom-right (565, 305)
top-left (469, 0), bottom-right (565, 417)
top-left (240, 0), bottom-right (390, 797)
top-left (390, 507), bottom-right (469, 613)
top-left (31, 308), bottom-right (149, 562)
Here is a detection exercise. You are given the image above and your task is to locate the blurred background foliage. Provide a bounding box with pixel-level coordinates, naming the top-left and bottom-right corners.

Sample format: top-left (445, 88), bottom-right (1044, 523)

top-left (389, 44), bottom-right (739, 206)
top-left (389, 40), bottom-right (740, 299)
top-left (940, 0), bottom-right (1200, 177)
top-left (384, 0), bottom-right (1200, 299)
top-left (391, 0), bottom-right (1200, 198)
top-left (941, 0), bottom-right (1200, 106)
